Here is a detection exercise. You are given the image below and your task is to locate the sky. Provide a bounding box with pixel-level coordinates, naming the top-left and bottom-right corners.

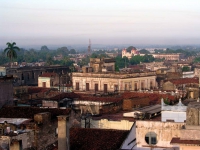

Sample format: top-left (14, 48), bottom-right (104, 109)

top-left (0, 0), bottom-right (200, 48)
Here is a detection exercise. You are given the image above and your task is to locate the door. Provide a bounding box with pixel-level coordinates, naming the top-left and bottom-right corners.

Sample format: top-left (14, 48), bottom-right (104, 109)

top-left (104, 84), bottom-right (107, 93)
top-left (76, 82), bottom-right (79, 90)
top-left (86, 83), bottom-right (89, 91)
top-left (42, 82), bottom-right (46, 88)
top-left (134, 82), bottom-right (137, 91)
top-left (95, 83), bottom-right (98, 92)
top-left (114, 85), bottom-right (118, 92)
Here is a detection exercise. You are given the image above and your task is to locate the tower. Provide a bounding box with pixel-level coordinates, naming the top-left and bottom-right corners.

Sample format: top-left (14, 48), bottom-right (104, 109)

top-left (88, 39), bottom-right (91, 55)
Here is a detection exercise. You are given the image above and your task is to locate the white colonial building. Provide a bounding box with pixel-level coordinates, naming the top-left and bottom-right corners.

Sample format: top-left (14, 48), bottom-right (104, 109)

top-left (72, 72), bottom-right (157, 93)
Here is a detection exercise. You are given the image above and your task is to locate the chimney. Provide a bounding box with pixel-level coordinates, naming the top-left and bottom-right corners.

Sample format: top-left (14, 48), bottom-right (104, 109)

top-left (57, 115), bottom-right (69, 150)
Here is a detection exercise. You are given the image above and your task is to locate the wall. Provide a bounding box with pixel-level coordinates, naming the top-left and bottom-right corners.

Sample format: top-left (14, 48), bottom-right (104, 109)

top-left (38, 77), bottom-right (50, 88)
top-left (180, 146), bottom-right (200, 150)
top-left (81, 119), bottom-right (134, 130)
top-left (136, 121), bottom-right (184, 148)
top-left (0, 79), bottom-right (13, 108)
top-left (72, 72), bottom-right (157, 92)
top-left (42, 100), bottom-right (58, 108)
top-left (162, 81), bottom-right (175, 91)
top-left (123, 98), bottom-right (150, 110)
top-left (162, 111), bottom-right (186, 122)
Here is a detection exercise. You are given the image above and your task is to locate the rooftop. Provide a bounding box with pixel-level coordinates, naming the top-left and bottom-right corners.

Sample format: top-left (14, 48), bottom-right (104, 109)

top-left (47, 128), bottom-right (129, 150)
top-left (169, 77), bottom-right (199, 85)
top-left (0, 118), bottom-right (31, 126)
top-left (170, 137), bottom-right (200, 146)
top-left (0, 106), bottom-right (71, 120)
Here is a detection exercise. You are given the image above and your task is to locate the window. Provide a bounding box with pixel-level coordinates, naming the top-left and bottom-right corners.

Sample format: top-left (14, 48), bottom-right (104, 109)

top-left (145, 132), bottom-right (157, 145)
top-left (104, 84), bottom-right (107, 93)
top-left (32, 71), bottom-right (34, 79)
top-left (134, 82), bottom-right (137, 91)
top-left (95, 83), bottom-right (98, 92)
top-left (150, 81), bottom-right (153, 89)
top-left (141, 82), bottom-right (144, 90)
top-left (76, 82), bottom-right (79, 90)
top-left (42, 82), bottom-right (46, 88)
top-left (86, 83), bottom-right (89, 91)
top-left (114, 85), bottom-right (118, 92)
top-left (125, 84), bottom-right (127, 91)
top-left (27, 73), bottom-right (30, 80)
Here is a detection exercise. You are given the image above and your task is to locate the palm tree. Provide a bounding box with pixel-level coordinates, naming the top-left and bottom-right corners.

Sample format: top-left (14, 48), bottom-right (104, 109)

top-left (4, 42), bottom-right (20, 67)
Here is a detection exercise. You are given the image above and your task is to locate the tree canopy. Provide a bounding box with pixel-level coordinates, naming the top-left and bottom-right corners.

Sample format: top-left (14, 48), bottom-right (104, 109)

top-left (126, 46), bottom-right (137, 53)
top-left (4, 42), bottom-right (20, 67)
top-left (139, 49), bottom-right (150, 54)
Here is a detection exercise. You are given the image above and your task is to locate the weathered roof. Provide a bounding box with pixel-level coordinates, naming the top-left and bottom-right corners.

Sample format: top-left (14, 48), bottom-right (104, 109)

top-left (70, 128), bottom-right (129, 150)
top-left (47, 128), bottom-right (129, 150)
top-left (77, 96), bottom-right (123, 103)
top-left (39, 72), bottom-right (56, 77)
top-left (0, 106), bottom-right (71, 120)
top-left (0, 118), bottom-right (31, 126)
top-left (170, 137), bottom-right (200, 145)
top-left (134, 104), bottom-right (161, 114)
top-left (169, 77), bottom-right (199, 85)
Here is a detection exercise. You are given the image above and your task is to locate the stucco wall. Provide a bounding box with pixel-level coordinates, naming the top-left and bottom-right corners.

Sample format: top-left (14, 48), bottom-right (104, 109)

top-left (0, 81), bottom-right (13, 108)
top-left (162, 111), bottom-right (186, 122)
top-left (72, 73), bottom-right (157, 92)
top-left (136, 121), bottom-right (185, 148)
top-left (38, 77), bottom-right (50, 88)
top-left (81, 119), bottom-right (134, 130)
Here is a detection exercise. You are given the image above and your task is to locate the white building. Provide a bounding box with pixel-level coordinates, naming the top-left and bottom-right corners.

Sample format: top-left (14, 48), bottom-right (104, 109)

top-left (161, 98), bottom-right (187, 123)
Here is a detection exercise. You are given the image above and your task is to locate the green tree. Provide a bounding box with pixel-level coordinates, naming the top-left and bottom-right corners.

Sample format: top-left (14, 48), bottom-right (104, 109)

top-left (41, 45), bottom-right (49, 51)
top-left (115, 56), bottom-right (129, 68)
top-left (139, 49), bottom-right (150, 54)
top-left (69, 49), bottom-right (76, 54)
top-left (4, 42), bottom-right (20, 67)
top-left (46, 56), bottom-right (54, 66)
top-left (182, 66), bottom-right (190, 72)
top-left (126, 46), bottom-right (136, 53)
top-left (129, 55), bottom-right (142, 65)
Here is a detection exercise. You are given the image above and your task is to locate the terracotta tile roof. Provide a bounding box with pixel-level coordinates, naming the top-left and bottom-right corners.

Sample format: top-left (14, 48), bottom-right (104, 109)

top-left (69, 128), bottom-right (129, 150)
top-left (78, 96), bottom-right (123, 103)
top-left (28, 87), bottom-right (51, 94)
top-left (39, 72), bottom-right (56, 77)
top-left (50, 92), bottom-right (80, 100)
top-left (122, 92), bottom-right (176, 103)
top-left (46, 128), bottom-right (129, 150)
top-left (0, 106), bottom-right (70, 120)
top-left (169, 77), bottom-right (199, 85)
top-left (170, 137), bottom-right (200, 145)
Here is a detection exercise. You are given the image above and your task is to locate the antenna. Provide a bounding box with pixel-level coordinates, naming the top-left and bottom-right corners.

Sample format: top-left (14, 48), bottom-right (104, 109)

top-left (125, 58), bottom-right (127, 68)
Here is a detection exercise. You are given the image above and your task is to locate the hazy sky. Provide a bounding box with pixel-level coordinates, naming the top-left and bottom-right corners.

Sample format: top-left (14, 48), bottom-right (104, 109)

top-left (0, 0), bottom-right (200, 48)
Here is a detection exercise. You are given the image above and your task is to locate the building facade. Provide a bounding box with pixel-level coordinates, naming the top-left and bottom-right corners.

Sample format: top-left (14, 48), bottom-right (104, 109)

top-left (152, 53), bottom-right (183, 61)
top-left (72, 72), bottom-right (157, 93)
top-left (122, 48), bottom-right (142, 59)
top-left (0, 76), bottom-right (13, 108)
top-left (4, 66), bottom-right (70, 86)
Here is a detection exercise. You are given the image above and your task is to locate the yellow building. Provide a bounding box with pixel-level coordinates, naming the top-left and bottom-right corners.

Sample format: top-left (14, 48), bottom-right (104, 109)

top-left (72, 72), bottom-right (157, 93)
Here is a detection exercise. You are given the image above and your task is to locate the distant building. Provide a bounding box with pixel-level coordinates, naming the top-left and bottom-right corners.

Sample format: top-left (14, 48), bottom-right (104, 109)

top-left (122, 47), bottom-right (142, 59)
top-left (0, 75), bottom-right (13, 108)
top-left (72, 72), bottom-right (157, 93)
top-left (73, 58), bottom-right (157, 93)
top-left (4, 66), bottom-right (70, 86)
top-left (152, 53), bottom-right (184, 61)
top-left (38, 72), bottom-right (71, 92)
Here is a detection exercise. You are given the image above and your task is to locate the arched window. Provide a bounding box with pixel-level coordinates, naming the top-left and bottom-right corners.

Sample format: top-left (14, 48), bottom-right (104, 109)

top-left (145, 132), bottom-right (157, 145)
